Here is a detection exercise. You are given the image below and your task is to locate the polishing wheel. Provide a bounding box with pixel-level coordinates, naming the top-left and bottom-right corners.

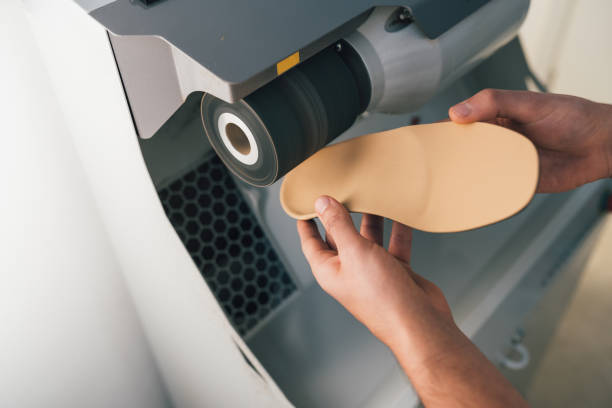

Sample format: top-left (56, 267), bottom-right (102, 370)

top-left (201, 43), bottom-right (371, 186)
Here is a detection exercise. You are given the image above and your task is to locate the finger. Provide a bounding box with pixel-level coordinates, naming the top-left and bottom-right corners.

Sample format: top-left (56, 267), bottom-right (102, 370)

top-left (297, 220), bottom-right (335, 268)
top-left (449, 89), bottom-right (549, 125)
top-left (360, 214), bottom-right (384, 246)
top-left (326, 229), bottom-right (338, 252)
top-left (388, 222), bottom-right (412, 264)
top-left (314, 196), bottom-right (364, 253)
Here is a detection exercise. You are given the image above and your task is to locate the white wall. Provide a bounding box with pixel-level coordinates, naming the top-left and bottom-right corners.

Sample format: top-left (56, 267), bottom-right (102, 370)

top-left (0, 2), bottom-right (167, 407)
top-left (11, 1), bottom-right (292, 407)
top-left (520, 0), bottom-right (612, 103)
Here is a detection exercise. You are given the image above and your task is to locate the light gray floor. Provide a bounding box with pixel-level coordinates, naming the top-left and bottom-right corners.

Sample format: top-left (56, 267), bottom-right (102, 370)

top-left (501, 215), bottom-right (612, 407)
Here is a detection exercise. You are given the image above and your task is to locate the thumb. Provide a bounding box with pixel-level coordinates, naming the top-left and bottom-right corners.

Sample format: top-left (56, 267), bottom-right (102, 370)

top-left (449, 89), bottom-right (543, 124)
top-left (315, 196), bottom-right (364, 253)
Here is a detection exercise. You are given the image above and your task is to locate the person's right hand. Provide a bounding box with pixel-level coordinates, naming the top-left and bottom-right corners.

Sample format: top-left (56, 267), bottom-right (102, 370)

top-left (297, 196), bottom-right (529, 407)
top-left (449, 89), bottom-right (612, 193)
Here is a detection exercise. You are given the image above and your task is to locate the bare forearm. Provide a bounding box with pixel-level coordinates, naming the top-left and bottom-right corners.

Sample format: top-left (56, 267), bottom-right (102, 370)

top-left (391, 322), bottom-right (528, 407)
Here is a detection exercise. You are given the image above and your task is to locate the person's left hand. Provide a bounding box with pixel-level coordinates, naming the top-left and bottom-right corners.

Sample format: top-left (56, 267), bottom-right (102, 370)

top-left (297, 195), bottom-right (454, 356)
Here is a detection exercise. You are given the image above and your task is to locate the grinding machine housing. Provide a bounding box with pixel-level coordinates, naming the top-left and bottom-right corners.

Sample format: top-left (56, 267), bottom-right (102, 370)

top-left (83, 0), bottom-right (530, 185)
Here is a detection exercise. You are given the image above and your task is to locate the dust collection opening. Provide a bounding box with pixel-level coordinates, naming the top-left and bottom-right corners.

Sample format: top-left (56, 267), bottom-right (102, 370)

top-left (226, 122), bottom-right (251, 155)
top-left (138, 93), bottom-right (297, 337)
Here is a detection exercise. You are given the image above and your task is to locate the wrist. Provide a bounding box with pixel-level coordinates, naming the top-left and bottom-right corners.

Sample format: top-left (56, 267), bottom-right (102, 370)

top-left (387, 316), bottom-right (469, 376)
top-left (389, 320), bottom-right (479, 400)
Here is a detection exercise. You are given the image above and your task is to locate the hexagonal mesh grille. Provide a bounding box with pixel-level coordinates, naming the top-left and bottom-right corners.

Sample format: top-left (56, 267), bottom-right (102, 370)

top-left (158, 156), bottom-right (296, 335)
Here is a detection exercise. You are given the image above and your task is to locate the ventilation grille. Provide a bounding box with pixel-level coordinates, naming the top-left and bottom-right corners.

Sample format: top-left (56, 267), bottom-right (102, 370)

top-left (158, 156), bottom-right (296, 335)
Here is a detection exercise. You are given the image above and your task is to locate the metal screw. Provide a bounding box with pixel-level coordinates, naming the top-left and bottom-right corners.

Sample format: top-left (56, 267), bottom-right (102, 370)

top-left (511, 328), bottom-right (526, 345)
top-left (399, 7), bottom-right (413, 21)
top-left (335, 42), bottom-right (343, 52)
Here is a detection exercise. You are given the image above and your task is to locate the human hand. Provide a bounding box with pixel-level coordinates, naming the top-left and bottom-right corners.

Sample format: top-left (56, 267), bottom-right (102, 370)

top-left (297, 196), bottom-right (528, 407)
top-left (449, 89), bottom-right (612, 193)
top-left (296, 195), bottom-right (454, 355)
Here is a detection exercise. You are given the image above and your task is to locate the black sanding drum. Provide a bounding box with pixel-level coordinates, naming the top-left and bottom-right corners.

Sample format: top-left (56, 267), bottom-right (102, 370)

top-left (201, 43), bottom-right (370, 187)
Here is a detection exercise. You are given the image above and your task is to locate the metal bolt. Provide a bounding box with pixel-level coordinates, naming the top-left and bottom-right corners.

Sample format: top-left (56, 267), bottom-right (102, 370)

top-left (399, 7), bottom-right (412, 21)
top-left (511, 328), bottom-right (526, 345)
top-left (335, 42), bottom-right (343, 52)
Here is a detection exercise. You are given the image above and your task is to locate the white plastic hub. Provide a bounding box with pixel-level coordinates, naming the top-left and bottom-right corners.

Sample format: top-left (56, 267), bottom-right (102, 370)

top-left (217, 112), bottom-right (259, 166)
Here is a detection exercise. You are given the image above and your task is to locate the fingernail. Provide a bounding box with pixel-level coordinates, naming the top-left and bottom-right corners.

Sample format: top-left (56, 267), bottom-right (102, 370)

top-left (451, 102), bottom-right (471, 118)
top-left (315, 196), bottom-right (330, 215)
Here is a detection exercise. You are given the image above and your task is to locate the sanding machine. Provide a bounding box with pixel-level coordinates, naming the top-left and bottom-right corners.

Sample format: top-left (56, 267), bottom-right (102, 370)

top-left (19, 1), bottom-right (612, 407)
top-left (77, 0), bottom-right (530, 186)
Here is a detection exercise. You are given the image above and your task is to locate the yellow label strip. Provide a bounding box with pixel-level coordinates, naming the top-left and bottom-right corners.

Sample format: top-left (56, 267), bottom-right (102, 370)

top-left (276, 51), bottom-right (300, 75)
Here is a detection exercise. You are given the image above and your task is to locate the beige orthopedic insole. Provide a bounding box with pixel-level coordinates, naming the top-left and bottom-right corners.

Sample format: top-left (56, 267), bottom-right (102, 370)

top-left (280, 122), bottom-right (539, 233)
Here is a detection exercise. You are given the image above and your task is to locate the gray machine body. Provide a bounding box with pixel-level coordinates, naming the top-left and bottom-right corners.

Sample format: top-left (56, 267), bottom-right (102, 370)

top-left (347, 1), bottom-right (529, 113)
top-left (76, 0), bottom-right (490, 103)
top-left (78, 0), bottom-right (529, 156)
